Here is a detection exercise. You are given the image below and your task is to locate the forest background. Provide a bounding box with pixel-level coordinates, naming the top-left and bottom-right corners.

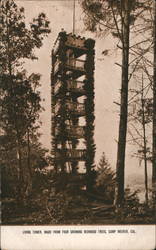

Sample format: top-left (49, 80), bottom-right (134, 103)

top-left (1, 0), bottom-right (155, 224)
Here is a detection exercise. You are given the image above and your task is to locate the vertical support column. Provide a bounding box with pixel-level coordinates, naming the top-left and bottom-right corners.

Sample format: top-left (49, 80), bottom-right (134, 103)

top-left (51, 51), bottom-right (57, 172)
top-left (84, 39), bottom-right (96, 192)
top-left (59, 35), bottom-right (68, 173)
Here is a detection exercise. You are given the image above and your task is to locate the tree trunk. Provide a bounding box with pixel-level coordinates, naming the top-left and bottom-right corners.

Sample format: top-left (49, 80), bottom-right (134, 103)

top-left (141, 76), bottom-right (148, 206)
top-left (115, 0), bottom-right (130, 208)
top-left (152, 0), bottom-right (156, 205)
top-left (27, 129), bottom-right (32, 177)
top-left (26, 128), bottom-right (33, 197)
top-left (17, 137), bottom-right (24, 201)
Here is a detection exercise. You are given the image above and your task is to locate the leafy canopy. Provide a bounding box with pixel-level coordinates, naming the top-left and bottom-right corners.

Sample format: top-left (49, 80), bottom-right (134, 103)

top-left (0, 0), bottom-right (51, 73)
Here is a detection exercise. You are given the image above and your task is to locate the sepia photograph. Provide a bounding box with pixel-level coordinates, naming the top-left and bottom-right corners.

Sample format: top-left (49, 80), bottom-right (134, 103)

top-left (0, 0), bottom-right (156, 248)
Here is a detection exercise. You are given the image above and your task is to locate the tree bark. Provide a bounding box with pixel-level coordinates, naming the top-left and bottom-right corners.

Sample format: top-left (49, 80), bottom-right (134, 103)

top-left (152, 0), bottom-right (156, 205)
top-left (16, 136), bottom-right (24, 201)
top-left (27, 129), bottom-right (32, 177)
top-left (141, 76), bottom-right (148, 206)
top-left (26, 128), bottom-right (33, 197)
top-left (115, 0), bottom-right (130, 207)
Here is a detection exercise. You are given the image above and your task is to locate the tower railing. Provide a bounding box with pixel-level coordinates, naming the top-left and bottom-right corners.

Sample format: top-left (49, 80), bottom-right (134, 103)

top-left (56, 149), bottom-right (86, 160)
top-left (66, 58), bottom-right (85, 71)
top-left (67, 80), bottom-right (84, 91)
top-left (55, 101), bottom-right (85, 115)
top-left (55, 125), bottom-right (85, 138)
top-left (54, 80), bottom-right (84, 95)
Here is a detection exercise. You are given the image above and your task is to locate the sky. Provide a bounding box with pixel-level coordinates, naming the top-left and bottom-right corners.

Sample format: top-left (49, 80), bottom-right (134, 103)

top-left (16, 0), bottom-right (152, 189)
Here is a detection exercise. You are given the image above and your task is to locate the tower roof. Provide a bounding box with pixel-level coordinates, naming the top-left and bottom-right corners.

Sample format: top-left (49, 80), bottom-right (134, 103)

top-left (52, 30), bottom-right (95, 53)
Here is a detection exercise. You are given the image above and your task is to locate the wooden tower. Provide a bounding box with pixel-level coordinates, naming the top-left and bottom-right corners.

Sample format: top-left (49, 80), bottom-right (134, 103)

top-left (51, 31), bottom-right (95, 189)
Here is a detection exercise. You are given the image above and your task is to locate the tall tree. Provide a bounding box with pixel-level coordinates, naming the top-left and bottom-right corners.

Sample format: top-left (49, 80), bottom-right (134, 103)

top-left (0, 0), bottom-right (50, 200)
top-left (114, 0), bottom-right (130, 208)
top-left (152, 0), bottom-right (156, 205)
top-left (81, 0), bottom-right (152, 207)
top-left (1, 72), bottom-right (43, 198)
top-left (128, 73), bottom-right (152, 205)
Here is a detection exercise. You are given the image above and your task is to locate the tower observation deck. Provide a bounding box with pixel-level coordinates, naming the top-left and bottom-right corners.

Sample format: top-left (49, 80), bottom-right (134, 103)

top-left (51, 31), bottom-right (95, 188)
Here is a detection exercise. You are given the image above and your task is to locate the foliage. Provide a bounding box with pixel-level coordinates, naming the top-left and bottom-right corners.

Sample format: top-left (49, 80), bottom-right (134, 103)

top-left (81, 0), bottom-right (152, 38)
top-left (1, 165), bottom-right (18, 198)
top-left (84, 39), bottom-right (96, 191)
top-left (128, 75), bottom-right (153, 206)
top-left (0, 0), bottom-right (51, 201)
top-left (1, 133), bottom-right (49, 199)
top-left (0, 72), bottom-right (42, 137)
top-left (49, 192), bottom-right (72, 224)
top-left (95, 152), bottom-right (115, 203)
top-left (0, 0), bottom-right (50, 73)
top-left (81, 0), bottom-right (153, 207)
top-left (49, 191), bottom-right (92, 224)
top-left (123, 188), bottom-right (140, 217)
top-left (129, 94), bottom-right (153, 162)
top-left (47, 172), bottom-right (89, 224)
top-left (52, 172), bottom-right (85, 194)
top-left (115, 188), bottom-right (155, 224)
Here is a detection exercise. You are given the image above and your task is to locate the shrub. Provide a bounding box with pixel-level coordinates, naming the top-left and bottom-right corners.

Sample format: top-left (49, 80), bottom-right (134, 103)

top-left (95, 152), bottom-right (115, 203)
